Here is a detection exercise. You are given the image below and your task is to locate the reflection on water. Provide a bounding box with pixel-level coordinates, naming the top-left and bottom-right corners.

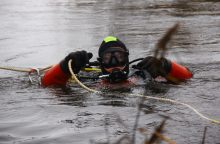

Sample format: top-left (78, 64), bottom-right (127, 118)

top-left (0, 0), bottom-right (220, 143)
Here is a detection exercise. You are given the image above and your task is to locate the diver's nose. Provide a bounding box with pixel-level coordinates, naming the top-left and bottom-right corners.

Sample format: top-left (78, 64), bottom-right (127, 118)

top-left (111, 57), bottom-right (118, 66)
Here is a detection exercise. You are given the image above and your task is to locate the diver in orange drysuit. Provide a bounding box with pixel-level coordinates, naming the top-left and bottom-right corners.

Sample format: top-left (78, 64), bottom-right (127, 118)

top-left (41, 36), bottom-right (193, 87)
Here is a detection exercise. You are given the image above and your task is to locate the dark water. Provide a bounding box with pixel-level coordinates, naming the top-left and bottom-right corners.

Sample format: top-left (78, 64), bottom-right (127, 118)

top-left (0, 0), bottom-right (220, 143)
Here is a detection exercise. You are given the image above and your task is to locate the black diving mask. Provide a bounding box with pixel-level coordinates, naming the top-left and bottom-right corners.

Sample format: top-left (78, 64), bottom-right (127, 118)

top-left (101, 49), bottom-right (128, 68)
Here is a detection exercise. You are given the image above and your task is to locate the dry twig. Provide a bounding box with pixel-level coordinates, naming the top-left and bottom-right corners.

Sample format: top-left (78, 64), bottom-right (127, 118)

top-left (154, 23), bottom-right (180, 59)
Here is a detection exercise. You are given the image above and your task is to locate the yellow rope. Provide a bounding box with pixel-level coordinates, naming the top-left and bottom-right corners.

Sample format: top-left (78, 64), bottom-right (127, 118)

top-left (0, 65), bottom-right (52, 73)
top-left (68, 60), bottom-right (100, 93)
top-left (130, 94), bottom-right (220, 124)
top-left (68, 60), bottom-right (220, 125)
top-left (0, 65), bottom-right (100, 73)
top-left (1, 62), bottom-right (219, 124)
top-left (0, 66), bottom-right (32, 72)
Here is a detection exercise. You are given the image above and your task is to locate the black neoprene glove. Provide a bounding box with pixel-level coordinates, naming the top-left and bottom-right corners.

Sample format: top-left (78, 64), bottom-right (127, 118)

top-left (136, 56), bottom-right (171, 78)
top-left (60, 51), bottom-right (93, 74)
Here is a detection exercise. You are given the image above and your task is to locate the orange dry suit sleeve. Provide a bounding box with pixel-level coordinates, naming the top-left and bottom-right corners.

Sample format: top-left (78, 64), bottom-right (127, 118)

top-left (136, 56), bottom-right (193, 83)
top-left (165, 60), bottom-right (193, 83)
top-left (41, 51), bottom-right (92, 87)
top-left (41, 64), bottom-right (70, 87)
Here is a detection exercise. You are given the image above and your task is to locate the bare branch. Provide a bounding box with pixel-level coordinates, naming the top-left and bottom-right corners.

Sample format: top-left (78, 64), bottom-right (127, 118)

top-left (154, 23), bottom-right (180, 59)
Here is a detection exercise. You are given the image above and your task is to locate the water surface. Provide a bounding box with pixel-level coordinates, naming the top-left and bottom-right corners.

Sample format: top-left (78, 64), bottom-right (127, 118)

top-left (0, 0), bottom-right (220, 143)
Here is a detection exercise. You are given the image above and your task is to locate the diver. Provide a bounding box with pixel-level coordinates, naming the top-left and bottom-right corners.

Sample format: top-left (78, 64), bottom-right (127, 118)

top-left (41, 36), bottom-right (193, 87)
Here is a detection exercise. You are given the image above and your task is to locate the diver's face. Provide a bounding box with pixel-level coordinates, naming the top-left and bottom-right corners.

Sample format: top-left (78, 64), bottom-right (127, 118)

top-left (100, 47), bottom-right (129, 82)
top-left (101, 47), bottom-right (128, 72)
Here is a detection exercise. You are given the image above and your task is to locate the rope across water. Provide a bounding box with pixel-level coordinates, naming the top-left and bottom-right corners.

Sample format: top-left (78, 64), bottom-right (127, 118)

top-left (68, 60), bottom-right (220, 124)
top-left (0, 65), bottom-right (52, 73)
top-left (0, 62), bottom-right (219, 124)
